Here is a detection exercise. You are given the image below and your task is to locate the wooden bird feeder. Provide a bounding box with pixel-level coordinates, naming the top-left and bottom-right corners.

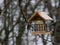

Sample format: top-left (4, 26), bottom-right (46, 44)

top-left (28, 11), bottom-right (53, 35)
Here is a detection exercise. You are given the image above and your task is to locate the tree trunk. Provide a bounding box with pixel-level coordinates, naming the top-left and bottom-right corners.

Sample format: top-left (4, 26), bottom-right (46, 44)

top-left (16, 22), bottom-right (25, 45)
top-left (16, 36), bottom-right (22, 45)
top-left (55, 0), bottom-right (60, 44)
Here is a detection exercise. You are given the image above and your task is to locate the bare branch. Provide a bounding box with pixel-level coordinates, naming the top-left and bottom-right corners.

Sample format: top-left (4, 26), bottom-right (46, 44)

top-left (24, 0), bottom-right (31, 10)
top-left (31, 0), bottom-right (42, 13)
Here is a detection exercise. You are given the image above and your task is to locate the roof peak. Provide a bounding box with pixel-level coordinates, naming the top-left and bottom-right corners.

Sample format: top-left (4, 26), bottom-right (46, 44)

top-left (28, 11), bottom-right (53, 22)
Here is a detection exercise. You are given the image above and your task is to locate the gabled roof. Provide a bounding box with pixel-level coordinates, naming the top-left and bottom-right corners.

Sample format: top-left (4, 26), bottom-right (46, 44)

top-left (28, 11), bottom-right (53, 22)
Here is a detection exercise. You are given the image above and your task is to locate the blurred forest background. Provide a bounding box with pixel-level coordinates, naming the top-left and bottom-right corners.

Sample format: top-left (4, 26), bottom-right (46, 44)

top-left (0, 0), bottom-right (60, 45)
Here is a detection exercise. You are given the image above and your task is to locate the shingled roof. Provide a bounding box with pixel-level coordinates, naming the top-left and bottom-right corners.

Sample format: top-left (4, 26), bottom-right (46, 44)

top-left (28, 11), bottom-right (53, 22)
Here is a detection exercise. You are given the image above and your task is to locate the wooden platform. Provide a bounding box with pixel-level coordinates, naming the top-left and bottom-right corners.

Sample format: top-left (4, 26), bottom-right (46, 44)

top-left (32, 31), bottom-right (52, 35)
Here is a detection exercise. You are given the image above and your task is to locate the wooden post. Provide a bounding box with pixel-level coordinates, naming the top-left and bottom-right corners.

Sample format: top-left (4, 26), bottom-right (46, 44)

top-left (35, 35), bottom-right (38, 45)
top-left (42, 35), bottom-right (46, 45)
